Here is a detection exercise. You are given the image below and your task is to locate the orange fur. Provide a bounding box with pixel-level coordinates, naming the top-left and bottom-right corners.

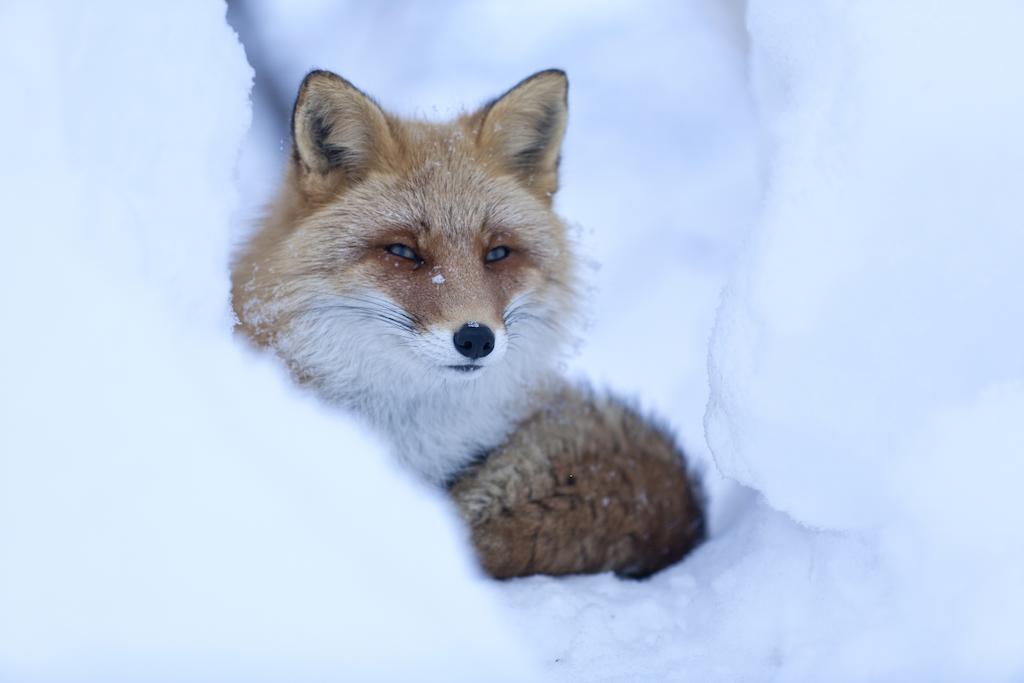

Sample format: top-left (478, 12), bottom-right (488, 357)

top-left (231, 70), bottom-right (704, 578)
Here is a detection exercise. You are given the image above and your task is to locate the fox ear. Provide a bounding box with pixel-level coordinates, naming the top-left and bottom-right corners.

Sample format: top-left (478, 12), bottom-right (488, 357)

top-left (476, 69), bottom-right (568, 198)
top-left (290, 70), bottom-right (394, 193)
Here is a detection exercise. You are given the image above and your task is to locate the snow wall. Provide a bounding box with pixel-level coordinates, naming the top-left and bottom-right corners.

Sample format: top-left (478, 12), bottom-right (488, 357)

top-left (706, 0), bottom-right (1024, 678)
top-left (0, 3), bottom-right (537, 681)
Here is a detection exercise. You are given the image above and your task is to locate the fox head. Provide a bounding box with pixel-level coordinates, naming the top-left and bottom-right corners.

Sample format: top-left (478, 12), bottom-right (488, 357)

top-left (233, 69), bottom-right (578, 409)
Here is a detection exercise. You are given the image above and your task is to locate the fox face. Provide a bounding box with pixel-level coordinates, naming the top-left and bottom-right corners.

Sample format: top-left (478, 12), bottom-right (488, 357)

top-left (233, 70), bottom-right (578, 481)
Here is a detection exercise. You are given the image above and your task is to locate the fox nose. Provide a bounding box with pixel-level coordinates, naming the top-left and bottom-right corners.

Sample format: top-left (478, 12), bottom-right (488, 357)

top-left (453, 323), bottom-right (495, 359)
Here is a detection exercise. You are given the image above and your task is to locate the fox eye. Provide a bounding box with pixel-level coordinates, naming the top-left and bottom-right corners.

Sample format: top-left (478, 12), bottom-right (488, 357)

top-left (485, 246), bottom-right (511, 263)
top-left (386, 243), bottom-right (421, 262)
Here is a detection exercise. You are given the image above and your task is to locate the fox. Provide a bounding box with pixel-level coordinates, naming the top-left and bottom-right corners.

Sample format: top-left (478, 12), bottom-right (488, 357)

top-left (232, 68), bottom-right (704, 578)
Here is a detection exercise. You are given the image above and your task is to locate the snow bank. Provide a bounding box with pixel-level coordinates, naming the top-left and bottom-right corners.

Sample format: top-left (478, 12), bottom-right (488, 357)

top-left (0, 3), bottom-right (534, 681)
top-left (710, 0), bottom-right (1024, 530)
top-left (704, 0), bottom-right (1024, 677)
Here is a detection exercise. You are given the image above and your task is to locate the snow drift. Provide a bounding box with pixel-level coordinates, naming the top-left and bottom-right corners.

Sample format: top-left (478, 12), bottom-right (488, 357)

top-left (706, 0), bottom-right (1024, 678)
top-left (0, 3), bottom-right (535, 681)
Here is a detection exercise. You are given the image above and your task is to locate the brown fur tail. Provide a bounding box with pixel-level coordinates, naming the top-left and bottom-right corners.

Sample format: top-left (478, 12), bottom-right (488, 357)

top-left (449, 386), bottom-right (705, 579)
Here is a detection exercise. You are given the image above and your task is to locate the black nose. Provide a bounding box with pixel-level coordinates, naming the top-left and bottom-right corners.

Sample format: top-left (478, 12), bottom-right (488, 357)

top-left (453, 323), bottom-right (495, 359)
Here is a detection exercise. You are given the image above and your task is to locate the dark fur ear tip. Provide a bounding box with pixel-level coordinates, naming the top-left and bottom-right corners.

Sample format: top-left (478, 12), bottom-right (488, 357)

top-left (530, 68), bottom-right (568, 80)
top-left (523, 69), bottom-right (569, 95)
top-left (294, 70), bottom-right (378, 114)
top-left (297, 69), bottom-right (351, 98)
top-left (302, 68), bottom-right (341, 82)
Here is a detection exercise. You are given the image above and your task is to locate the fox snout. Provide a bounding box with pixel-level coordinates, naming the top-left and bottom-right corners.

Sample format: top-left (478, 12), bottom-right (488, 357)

top-left (453, 323), bottom-right (494, 359)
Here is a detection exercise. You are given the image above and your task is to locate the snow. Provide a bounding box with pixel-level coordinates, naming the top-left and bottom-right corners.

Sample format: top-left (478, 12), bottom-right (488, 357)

top-left (701, 1), bottom-right (1024, 677)
top-left (0, 3), bottom-right (535, 681)
top-left (4, 0), bottom-right (1023, 680)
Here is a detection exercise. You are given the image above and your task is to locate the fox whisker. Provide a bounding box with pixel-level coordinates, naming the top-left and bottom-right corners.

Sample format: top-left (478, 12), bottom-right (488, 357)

top-left (303, 297), bottom-right (419, 334)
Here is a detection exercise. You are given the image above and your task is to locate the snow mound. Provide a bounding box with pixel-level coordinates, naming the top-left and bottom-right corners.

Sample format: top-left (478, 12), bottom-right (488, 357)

top-left (0, 4), bottom-right (534, 681)
top-left (709, 0), bottom-right (1024, 531)
top-left (704, 0), bottom-right (1024, 677)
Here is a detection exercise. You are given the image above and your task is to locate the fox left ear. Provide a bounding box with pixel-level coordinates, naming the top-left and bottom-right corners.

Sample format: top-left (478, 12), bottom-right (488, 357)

top-left (476, 69), bottom-right (568, 199)
top-left (290, 70), bottom-right (395, 198)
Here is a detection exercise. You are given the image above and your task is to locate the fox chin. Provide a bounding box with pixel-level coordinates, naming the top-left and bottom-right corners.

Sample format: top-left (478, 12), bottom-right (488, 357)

top-left (232, 68), bottom-right (704, 578)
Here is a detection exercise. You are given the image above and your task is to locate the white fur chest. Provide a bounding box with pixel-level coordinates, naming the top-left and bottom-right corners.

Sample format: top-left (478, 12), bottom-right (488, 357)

top-left (326, 363), bottom-right (542, 486)
top-left (381, 384), bottom-right (530, 485)
top-left (273, 291), bottom-right (568, 486)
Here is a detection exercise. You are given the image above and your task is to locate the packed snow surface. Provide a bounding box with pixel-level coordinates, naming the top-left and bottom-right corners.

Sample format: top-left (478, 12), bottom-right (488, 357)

top-left (3, 0), bottom-right (1023, 681)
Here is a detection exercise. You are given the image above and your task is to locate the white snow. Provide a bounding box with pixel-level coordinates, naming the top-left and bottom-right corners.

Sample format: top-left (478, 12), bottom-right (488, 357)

top-left (701, 1), bottom-right (1024, 678)
top-left (0, 3), bottom-right (535, 682)
top-left (4, 0), bottom-right (1024, 680)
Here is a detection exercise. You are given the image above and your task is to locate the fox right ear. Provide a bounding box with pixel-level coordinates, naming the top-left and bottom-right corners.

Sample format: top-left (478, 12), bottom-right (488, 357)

top-left (475, 69), bottom-right (568, 199)
top-left (290, 70), bottom-right (394, 194)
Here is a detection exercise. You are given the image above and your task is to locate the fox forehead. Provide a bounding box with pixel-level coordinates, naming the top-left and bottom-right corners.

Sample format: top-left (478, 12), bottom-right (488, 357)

top-left (305, 125), bottom-right (564, 260)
